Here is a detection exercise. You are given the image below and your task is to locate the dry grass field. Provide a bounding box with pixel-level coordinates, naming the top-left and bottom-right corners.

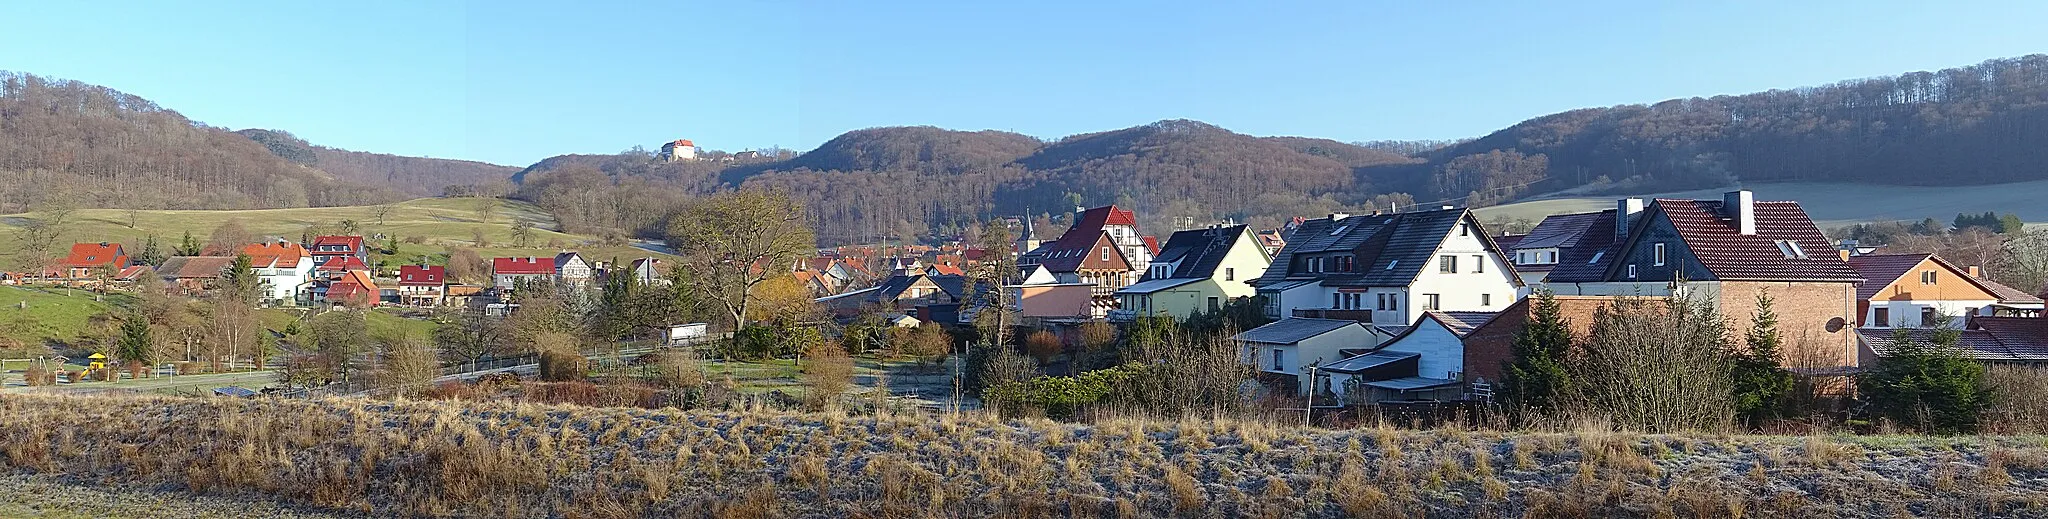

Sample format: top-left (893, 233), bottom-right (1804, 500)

top-left (5, 394), bottom-right (2048, 518)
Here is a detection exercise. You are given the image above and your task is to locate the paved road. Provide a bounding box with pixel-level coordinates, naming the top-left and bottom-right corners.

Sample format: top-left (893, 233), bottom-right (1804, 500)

top-left (1, 370), bottom-right (279, 395)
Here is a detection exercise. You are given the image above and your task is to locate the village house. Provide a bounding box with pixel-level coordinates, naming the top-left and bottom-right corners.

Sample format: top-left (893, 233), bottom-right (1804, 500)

top-left (1846, 253), bottom-right (2042, 329)
top-left (1860, 316), bottom-right (2048, 364)
top-left (554, 252), bottom-right (593, 287)
top-left (155, 256), bottom-right (235, 296)
top-left (492, 256), bottom-right (556, 291)
top-left (397, 264), bottom-right (447, 307)
top-left (623, 257), bottom-right (666, 286)
top-left (1506, 211), bottom-right (1608, 287)
top-left (242, 241), bottom-right (314, 305)
top-left (1320, 311), bottom-right (1498, 405)
top-left (1008, 264), bottom-right (1098, 324)
top-left (1543, 191), bottom-right (1864, 369)
top-left (61, 242), bottom-right (130, 279)
top-left (324, 269), bottom-right (379, 307)
top-left (308, 235), bottom-right (367, 267)
top-left (1234, 318), bottom-right (1378, 395)
top-left (1018, 205), bottom-right (1157, 316)
top-left (1113, 224), bottom-right (1272, 321)
top-left (1252, 207), bottom-right (1523, 327)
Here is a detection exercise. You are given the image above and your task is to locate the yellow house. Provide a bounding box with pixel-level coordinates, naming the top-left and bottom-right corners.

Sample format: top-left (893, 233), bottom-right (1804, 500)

top-left (1114, 225), bottom-right (1272, 320)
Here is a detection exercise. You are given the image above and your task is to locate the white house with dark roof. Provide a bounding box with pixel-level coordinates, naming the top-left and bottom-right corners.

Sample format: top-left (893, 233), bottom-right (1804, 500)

top-left (1233, 318), bottom-right (1378, 395)
top-left (1321, 310), bottom-right (1496, 404)
top-left (1252, 207), bottom-right (1522, 327)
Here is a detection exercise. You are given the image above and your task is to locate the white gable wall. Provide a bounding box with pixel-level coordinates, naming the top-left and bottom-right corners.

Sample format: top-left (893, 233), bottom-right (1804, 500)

top-left (1405, 222), bottom-right (1520, 323)
top-left (1377, 317), bottom-right (1465, 381)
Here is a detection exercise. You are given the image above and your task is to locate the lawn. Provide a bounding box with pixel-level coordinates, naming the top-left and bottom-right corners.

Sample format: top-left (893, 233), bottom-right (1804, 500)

top-left (0, 285), bottom-right (131, 357)
top-left (0, 197), bottom-right (677, 275)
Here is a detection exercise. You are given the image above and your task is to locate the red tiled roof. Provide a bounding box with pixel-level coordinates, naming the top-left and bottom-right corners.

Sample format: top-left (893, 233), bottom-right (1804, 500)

top-left (1022, 205), bottom-right (1139, 273)
top-left (115, 265), bottom-right (149, 281)
top-left (1140, 236), bottom-right (1160, 256)
top-left (311, 235), bottom-right (363, 252)
top-left (1847, 253), bottom-right (1935, 300)
top-left (326, 270), bottom-right (378, 303)
top-left (928, 264), bottom-right (964, 276)
top-left (242, 242), bottom-right (310, 269)
top-left (316, 256), bottom-right (369, 273)
top-left (493, 257), bottom-right (555, 275)
top-left (1650, 199), bottom-right (1860, 281)
top-left (63, 242), bottom-right (128, 269)
top-left (1980, 278), bottom-right (2046, 304)
top-left (399, 265), bottom-right (446, 286)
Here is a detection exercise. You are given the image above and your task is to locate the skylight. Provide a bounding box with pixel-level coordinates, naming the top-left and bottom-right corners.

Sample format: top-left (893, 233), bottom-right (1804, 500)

top-left (1589, 251), bottom-right (1605, 264)
top-left (1331, 225), bottom-right (1350, 236)
top-left (1385, 260), bottom-right (1398, 270)
top-left (1774, 240), bottom-right (1808, 259)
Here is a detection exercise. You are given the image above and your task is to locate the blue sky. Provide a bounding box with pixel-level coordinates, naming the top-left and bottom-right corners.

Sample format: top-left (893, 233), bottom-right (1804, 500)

top-left (6, 1), bottom-right (2045, 167)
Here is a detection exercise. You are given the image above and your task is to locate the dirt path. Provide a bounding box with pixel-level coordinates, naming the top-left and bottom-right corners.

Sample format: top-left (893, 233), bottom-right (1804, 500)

top-left (0, 475), bottom-right (348, 518)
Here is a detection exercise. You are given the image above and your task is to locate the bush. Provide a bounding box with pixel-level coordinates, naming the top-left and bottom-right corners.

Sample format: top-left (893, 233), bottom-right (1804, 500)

top-left (1985, 365), bottom-right (2048, 434)
top-left (986, 363), bottom-right (1148, 420)
top-left (1024, 331), bottom-right (1063, 364)
top-left (1857, 326), bottom-right (1990, 434)
top-left (538, 349), bottom-right (589, 382)
top-left (801, 344), bottom-right (855, 411)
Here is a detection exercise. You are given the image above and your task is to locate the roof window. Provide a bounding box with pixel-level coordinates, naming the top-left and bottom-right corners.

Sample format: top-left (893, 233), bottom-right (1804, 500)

top-left (1774, 240), bottom-right (1808, 259)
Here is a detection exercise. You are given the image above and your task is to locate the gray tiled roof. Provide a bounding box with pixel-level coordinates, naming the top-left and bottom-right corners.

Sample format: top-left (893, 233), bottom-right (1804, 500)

top-left (1515, 211), bottom-right (1606, 250)
top-left (1232, 318), bottom-right (1363, 345)
top-left (1253, 208), bottom-right (1469, 288)
top-left (1149, 225), bottom-right (1250, 280)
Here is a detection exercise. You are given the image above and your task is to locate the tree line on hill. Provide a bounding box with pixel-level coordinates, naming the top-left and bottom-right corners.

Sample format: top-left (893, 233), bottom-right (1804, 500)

top-left (1390, 54), bottom-right (2048, 205)
top-left (0, 72), bottom-right (406, 212)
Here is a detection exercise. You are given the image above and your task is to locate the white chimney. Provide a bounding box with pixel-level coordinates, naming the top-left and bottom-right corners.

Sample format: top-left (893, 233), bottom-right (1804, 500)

top-left (1616, 198), bottom-right (1644, 239)
top-left (1441, 205), bottom-right (1455, 210)
top-left (1328, 213), bottom-right (1351, 221)
top-left (1724, 190), bottom-right (1755, 235)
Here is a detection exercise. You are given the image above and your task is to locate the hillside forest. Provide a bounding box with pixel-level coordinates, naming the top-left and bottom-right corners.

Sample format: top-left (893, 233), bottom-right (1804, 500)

top-left (9, 55), bottom-right (2048, 245)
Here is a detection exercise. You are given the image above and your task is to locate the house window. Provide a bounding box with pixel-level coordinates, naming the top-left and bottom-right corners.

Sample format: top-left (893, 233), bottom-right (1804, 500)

top-left (1460, 223), bottom-right (1470, 236)
top-left (1627, 264), bottom-right (1638, 279)
top-left (1473, 255), bottom-right (1485, 273)
top-left (1654, 243), bottom-right (1667, 266)
top-left (1348, 293), bottom-right (1361, 309)
top-left (1439, 255), bottom-right (1458, 273)
top-left (1921, 271), bottom-right (1937, 284)
top-left (1101, 247), bottom-right (1110, 261)
top-left (1481, 293), bottom-right (1492, 306)
top-left (1208, 297), bottom-right (1220, 312)
top-left (1922, 307), bottom-right (1937, 325)
top-left (1273, 349), bottom-right (1285, 371)
top-left (1545, 251), bottom-right (1557, 263)
top-left (1874, 307), bottom-right (1890, 327)
top-left (1423, 294), bottom-right (1440, 311)
top-left (1333, 293), bottom-right (1342, 309)
top-left (1224, 268), bottom-right (1234, 281)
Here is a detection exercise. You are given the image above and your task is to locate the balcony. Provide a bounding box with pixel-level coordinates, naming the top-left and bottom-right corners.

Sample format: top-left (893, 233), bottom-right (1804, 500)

top-left (1291, 308), bottom-right (1377, 322)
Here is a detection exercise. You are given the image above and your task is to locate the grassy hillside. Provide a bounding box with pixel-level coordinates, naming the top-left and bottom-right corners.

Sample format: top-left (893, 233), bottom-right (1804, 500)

top-left (0, 286), bottom-right (129, 357)
top-left (0, 197), bottom-right (676, 271)
top-left (1475, 180), bottom-right (2048, 229)
top-left (3, 395), bottom-right (2042, 518)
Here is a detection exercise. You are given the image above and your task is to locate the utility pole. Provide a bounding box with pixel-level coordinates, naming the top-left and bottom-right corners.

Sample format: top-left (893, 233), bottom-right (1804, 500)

top-left (1303, 365), bottom-right (1318, 429)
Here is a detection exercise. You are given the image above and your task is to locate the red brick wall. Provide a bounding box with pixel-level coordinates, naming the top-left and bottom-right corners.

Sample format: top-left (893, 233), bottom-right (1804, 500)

top-left (1460, 296), bottom-right (1605, 383)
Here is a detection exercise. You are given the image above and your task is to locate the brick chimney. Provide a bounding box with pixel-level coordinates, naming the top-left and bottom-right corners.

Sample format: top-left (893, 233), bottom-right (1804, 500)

top-left (1723, 190), bottom-right (1755, 235)
top-left (1968, 265), bottom-right (1983, 278)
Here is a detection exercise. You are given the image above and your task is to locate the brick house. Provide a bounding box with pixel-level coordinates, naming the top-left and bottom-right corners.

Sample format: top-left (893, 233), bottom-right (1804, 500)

top-left (1545, 191), bottom-right (1863, 370)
